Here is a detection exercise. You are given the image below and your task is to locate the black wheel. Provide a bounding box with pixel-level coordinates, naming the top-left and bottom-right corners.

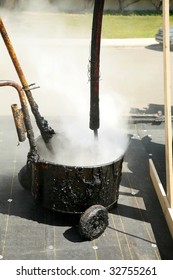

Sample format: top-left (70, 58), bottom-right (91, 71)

top-left (18, 165), bottom-right (32, 191)
top-left (79, 205), bottom-right (109, 240)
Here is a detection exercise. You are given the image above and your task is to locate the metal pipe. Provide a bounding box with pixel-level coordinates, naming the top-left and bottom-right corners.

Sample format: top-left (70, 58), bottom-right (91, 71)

top-left (0, 17), bottom-right (55, 143)
top-left (0, 80), bottom-right (36, 155)
top-left (11, 104), bottom-right (26, 142)
top-left (89, 0), bottom-right (105, 137)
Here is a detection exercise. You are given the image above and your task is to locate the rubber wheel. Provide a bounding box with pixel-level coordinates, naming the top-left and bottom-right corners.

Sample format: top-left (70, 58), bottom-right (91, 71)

top-left (18, 165), bottom-right (32, 191)
top-left (79, 205), bottom-right (109, 240)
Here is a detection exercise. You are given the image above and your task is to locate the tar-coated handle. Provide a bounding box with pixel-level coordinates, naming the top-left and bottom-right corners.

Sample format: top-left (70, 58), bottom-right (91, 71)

top-left (89, 0), bottom-right (105, 133)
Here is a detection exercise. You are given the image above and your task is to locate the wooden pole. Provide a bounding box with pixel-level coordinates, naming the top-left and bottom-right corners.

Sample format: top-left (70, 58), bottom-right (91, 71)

top-left (149, 159), bottom-right (173, 238)
top-left (163, 0), bottom-right (173, 207)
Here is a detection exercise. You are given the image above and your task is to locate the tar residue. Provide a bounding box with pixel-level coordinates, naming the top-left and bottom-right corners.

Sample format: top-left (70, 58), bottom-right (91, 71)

top-left (31, 155), bottom-right (123, 214)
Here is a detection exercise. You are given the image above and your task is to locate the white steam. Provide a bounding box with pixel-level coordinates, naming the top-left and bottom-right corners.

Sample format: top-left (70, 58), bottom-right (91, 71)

top-left (30, 40), bottom-right (129, 166)
top-left (0, 8), bottom-right (128, 166)
top-left (36, 88), bottom-right (128, 166)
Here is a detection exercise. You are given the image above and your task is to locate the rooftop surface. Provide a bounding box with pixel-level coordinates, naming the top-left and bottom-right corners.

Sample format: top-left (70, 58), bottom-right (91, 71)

top-left (0, 115), bottom-right (172, 260)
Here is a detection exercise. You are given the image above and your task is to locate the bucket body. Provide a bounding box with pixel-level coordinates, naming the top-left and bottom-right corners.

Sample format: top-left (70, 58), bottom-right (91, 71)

top-left (31, 157), bottom-right (124, 214)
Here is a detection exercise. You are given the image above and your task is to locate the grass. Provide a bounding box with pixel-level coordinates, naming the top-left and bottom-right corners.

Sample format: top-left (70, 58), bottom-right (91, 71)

top-left (9, 12), bottom-right (173, 38)
top-left (102, 15), bottom-right (165, 38)
top-left (51, 13), bottom-right (173, 38)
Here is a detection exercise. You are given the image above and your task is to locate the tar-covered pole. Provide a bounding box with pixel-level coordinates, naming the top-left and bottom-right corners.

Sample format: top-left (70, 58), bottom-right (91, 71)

top-left (89, 0), bottom-right (105, 138)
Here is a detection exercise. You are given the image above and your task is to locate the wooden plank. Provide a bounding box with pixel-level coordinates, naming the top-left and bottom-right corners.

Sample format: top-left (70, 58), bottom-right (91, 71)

top-left (149, 159), bottom-right (173, 239)
top-left (163, 0), bottom-right (173, 207)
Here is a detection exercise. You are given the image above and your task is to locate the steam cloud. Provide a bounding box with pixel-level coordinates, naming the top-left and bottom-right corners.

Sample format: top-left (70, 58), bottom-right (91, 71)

top-left (0, 4), bottom-right (129, 166)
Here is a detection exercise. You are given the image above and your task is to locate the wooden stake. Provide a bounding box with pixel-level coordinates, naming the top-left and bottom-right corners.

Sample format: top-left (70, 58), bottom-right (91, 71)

top-left (149, 159), bottom-right (173, 239)
top-left (163, 0), bottom-right (173, 207)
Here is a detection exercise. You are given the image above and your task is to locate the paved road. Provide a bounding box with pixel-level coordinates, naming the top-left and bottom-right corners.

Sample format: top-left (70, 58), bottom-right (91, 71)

top-left (0, 34), bottom-right (172, 117)
top-left (101, 43), bottom-right (167, 112)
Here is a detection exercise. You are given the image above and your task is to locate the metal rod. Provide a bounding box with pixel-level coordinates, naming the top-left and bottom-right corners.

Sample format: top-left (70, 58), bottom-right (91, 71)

top-left (0, 17), bottom-right (55, 143)
top-left (94, 129), bottom-right (98, 139)
top-left (89, 0), bottom-right (105, 135)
